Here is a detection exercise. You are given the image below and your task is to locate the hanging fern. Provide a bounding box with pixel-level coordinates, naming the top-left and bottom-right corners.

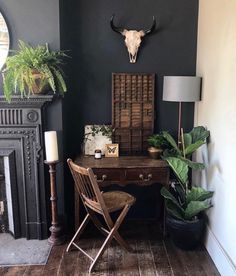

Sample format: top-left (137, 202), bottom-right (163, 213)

top-left (2, 40), bottom-right (68, 102)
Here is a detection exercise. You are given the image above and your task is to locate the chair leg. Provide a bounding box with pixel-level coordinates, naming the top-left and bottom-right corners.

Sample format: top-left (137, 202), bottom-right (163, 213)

top-left (113, 231), bottom-right (133, 252)
top-left (89, 205), bottom-right (130, 273)
top-left (88, 208), bottom-right (133, 252)
top-left (87, 208), bottom-right (108, 236)
top-left (66, 213), bottom-right (90, 252)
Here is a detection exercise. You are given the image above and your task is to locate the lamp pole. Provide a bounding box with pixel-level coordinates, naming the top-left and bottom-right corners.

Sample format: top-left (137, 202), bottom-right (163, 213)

top-left (178, 102), bottom-right (182, 146)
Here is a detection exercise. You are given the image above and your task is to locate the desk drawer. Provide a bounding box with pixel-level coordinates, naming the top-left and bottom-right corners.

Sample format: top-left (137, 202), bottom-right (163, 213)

top-left (92, 167), bottom-right (169, 186)
top-left (125, 168), bottom-right (169, 184)
top-left (93, 168), bottom-right (123, 183)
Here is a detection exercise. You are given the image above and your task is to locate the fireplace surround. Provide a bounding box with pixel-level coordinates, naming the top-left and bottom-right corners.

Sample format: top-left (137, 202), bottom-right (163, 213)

top-left (0, 95), bottom-right (54, 239)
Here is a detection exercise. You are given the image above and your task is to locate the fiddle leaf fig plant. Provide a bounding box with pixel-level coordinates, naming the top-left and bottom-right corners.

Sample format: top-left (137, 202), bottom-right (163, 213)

top-left (161, 126), bottom-right (213, 221)
top-left (162, 126), bottom-right (210, 170)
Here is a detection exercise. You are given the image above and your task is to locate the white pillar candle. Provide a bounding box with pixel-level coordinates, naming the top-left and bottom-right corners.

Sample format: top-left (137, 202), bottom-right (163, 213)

top-left (44, 131), bottom-right (59, 162)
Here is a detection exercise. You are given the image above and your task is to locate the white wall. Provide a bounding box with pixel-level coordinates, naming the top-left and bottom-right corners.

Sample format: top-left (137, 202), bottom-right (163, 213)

top-left (195, 0), bottom-right (236, 275)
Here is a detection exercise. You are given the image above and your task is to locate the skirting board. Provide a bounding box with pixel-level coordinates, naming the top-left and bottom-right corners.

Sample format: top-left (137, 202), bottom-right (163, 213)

top-left (205, 226), bottom-right (236, 276)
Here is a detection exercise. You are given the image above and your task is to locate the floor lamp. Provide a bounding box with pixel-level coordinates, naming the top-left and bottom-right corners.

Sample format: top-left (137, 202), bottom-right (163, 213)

top-left (162, 76), bottom-right (201, 145)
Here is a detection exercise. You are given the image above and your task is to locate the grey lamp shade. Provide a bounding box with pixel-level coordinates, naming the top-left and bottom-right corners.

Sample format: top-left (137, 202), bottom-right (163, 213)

top-left (163, 76), bottom-right (201, 102)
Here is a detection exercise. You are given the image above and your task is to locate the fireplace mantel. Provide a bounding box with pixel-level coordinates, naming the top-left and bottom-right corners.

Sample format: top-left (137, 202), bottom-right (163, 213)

top-left (0, 95), bottom-right (54, 239)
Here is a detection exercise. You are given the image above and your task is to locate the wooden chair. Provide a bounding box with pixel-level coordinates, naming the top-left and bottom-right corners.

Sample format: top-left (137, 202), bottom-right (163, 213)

top-left (66, 158), bottom-right (136, 273)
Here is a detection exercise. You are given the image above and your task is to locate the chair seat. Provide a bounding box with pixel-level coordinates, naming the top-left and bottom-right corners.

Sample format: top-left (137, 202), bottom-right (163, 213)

top-left (102, 191), bottom-right (136, 212)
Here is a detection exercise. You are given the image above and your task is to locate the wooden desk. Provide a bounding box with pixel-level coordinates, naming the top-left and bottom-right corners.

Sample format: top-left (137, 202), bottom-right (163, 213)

top-left (74, 156), bottom-right (169, 229)
top-left (75, 156), bottom-right (169, 187)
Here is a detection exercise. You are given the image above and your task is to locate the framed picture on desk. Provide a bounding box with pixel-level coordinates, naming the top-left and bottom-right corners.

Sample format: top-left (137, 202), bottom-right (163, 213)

top-left (105, 144), bottom-right (119, 157)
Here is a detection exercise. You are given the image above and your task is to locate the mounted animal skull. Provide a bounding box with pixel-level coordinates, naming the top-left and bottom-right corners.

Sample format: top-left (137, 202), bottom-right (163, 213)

top-left (110, 15), bottom-right (156, 63)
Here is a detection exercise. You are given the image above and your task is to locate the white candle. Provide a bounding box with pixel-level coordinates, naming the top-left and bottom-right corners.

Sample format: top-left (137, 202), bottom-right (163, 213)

top-left (44, 131), bottom-right (59, 162)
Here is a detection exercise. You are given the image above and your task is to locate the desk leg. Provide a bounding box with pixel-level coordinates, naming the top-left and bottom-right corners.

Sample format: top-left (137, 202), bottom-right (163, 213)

top-left (163, 204), bottom-right (166, 237)
top-left (75, 189), bottom-right (80, 231)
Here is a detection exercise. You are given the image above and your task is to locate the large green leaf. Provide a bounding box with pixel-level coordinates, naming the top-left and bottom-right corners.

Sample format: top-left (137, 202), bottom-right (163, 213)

top-left (189, 126), bottom-right (210, 143)
top-left (186, 187), bottom-right (214, 204)
top-left (174, 184), bottom-right (186, 205)
top-left (161, 187), bottom-right (182, 209)
top-left (185, 140), bottom-right (205, 156)
top-left (183, 133), bottom-right (192, 148)
top-left (184, 201), bottom-right (212, 220)
top-left (180, 157), bottom-right (205, 170)
top-left (166, 200), bottom-right (185, 220)
top-left (165, 157), bottom-right (188, 185)
top-left (162, 131), bottom-right (181, 155)
top-left (162, 148), bottom-right (179, 158)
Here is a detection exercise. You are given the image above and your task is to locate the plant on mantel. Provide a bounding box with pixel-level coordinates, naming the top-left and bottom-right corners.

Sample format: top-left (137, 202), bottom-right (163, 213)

top-left (160, 126), bottom-right (214, 250)
top-left (2, 40), bottom-right (68, 102)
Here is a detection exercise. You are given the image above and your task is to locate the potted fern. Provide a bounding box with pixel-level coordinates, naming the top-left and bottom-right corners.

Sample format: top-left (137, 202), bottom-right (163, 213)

top-left (2, 40), bottom-right (68, 102)
top-left (161, 127), bottom-right (214, 250)
top-left (147, 133), bottom-right (170, 159)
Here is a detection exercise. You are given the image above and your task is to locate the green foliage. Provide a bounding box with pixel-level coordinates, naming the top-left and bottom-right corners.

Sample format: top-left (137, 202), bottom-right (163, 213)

top-left (84, 125), bottom-right (113, 142)
top-left (165, 157), bottom-right (188, 186)
top-left (184, 201), bottom-right (212, 220)
top-left (2, 40), bottom-right (68, 102)
top-left (147, 133), bottom-right (171, 149)
top-left (161, 185), bottom-right (213, 221)
top-left (186, 187), bottom-right (214, 204)
top-left (161, 126), bottom-right (213, 221)
top-left (162, 131), bottom-right (181, 155)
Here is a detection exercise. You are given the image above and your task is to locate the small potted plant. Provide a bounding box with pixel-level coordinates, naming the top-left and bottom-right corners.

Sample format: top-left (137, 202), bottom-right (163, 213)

top-left (147, 133), bottom-right (170, 159)
top-left (161, 126), bottom-right (213, 250)
top-left (2, 40), bottom-right (68, 102)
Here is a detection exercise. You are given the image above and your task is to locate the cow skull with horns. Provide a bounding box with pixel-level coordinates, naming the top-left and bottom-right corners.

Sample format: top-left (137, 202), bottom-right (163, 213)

top-left (110, 15), bottom-right (156, 63)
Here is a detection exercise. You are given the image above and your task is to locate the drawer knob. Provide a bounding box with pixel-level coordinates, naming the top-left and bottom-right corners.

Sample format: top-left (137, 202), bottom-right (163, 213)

top-left (95, 174), bottom-right (107, 182)
top-left (139, 173), bottom-right (152, 181)
top-left (139, 174), bottom-right (144, 180)
top-left (101, 174), bottom-right (107, 181)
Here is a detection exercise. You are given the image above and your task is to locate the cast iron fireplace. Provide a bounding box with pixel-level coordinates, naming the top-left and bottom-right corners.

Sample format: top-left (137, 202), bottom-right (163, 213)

top-left (0, 95), bottom-right (53, 239)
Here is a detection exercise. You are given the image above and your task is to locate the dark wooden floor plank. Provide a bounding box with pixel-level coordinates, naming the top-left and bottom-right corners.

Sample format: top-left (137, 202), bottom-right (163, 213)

top-left (147, 221), bottom-right (173, 276)
top-left (107, 241), bottom-right (124, 276)
top-left (164, 239), bottom-right (189, 276)
top-left (58, 246), bottom-right (79, 276)
top-left (3, 266), bottom-right (27, 276)
top-left (23, 265), bottom-right (44, 276)
top-left (91, 238), bottom-right (109, 276)
top-left (175, 246), bottom-right (208, 276)
top-left (0, 221), bottom-right (220, 276)
top-left (42, 244), bottom-right (65, 276)
top-left (136, 239), bottom-right (157, 276)
top-left (107, 239), bottom-right (139, 276)
top-left (194, 246), bottom-right (220, 276)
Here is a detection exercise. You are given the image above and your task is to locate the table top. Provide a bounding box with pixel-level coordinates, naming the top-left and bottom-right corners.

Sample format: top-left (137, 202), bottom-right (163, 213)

top-left (75, 155), bottom-right (168, 169)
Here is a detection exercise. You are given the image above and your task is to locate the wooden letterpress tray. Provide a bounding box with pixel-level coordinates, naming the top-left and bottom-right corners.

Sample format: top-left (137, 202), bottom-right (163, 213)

top-left (112, 73), bottom-right (155, 155)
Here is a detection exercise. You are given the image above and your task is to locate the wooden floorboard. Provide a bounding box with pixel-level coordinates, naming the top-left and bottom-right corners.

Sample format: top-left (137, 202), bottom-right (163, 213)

top-left (0, 221), bottom-right (220, 276)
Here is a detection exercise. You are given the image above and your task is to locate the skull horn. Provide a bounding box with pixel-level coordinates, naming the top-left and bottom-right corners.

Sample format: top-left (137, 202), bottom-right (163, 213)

top-left (143, 16), bottom-right (156, 35)
top-left (110, 14), bottom-right (124, 34)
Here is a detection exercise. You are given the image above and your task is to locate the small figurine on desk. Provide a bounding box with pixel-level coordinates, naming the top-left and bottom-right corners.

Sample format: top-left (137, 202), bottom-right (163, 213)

top-left (94, 149), bottom-right (102, 159)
